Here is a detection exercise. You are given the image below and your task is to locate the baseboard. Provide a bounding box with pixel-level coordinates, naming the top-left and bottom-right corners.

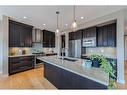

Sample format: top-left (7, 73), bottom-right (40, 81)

top-left (117, 79), bottom-right (125, 84)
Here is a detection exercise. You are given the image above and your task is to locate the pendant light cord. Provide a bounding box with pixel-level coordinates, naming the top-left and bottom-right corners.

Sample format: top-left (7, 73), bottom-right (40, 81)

top-left (73, 6), bottom-right (76, 21)
top-left (56, 11), bottom-right (59, 29)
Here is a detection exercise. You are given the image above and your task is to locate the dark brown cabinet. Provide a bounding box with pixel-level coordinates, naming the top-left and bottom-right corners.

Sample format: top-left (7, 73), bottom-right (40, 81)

top-left (9, 20), bottom-right (33, 47)
top-left (75, 30), bottom-right (82, 40)
top-left (107, 23), bottom-right (116, 47)
top-left (82, 27), bottom-right (97, 38)
top-left (44, 62), bottom-right (107, 89)
top-left (69, 32), bottom-right (75, 40)
top-left (69, 30), bottom-right (82, 40)
top-left (97, 23), bottom-right (116, 47)
top-left (43, 30), bottom-right (55, 47)
top-left (9, 56), bottom-right (34, 75)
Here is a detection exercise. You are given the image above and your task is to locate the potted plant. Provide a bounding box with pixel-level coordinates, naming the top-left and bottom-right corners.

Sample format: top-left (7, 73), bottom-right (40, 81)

top-left (90, 54), bottom-right (101, 68)
top-left (90, 54), bottom-right (116, 89)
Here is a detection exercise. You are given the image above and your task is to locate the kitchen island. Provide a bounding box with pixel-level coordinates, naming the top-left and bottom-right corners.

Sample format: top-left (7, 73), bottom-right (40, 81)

top-left (37, 56), bottom-right (109, 89)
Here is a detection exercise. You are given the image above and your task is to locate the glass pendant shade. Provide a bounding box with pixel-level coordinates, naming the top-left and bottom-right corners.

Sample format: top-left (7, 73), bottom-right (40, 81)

top-left (71, 20), bottom-right (77, 29)
top-left (56, 11), bottom-right (59, 33)
top-left (56, 29), bottom-right (59, 33)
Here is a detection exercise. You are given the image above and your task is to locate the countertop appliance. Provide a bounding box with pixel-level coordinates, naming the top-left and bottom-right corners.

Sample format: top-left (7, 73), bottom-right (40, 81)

top-left (82, 37), bottom-right (96, 47)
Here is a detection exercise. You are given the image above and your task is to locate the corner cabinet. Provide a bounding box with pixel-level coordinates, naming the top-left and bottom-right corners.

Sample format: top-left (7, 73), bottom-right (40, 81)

top-left (9, 20), bottom-right (33, 47)
top-left (43, 30), bottom-right (55, 48)
top-left (44, 62), bottom-right (107, 89)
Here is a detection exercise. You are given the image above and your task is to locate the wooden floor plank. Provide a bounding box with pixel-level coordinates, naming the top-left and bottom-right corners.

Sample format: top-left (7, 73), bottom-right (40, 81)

top-left (0, 66), bottom-right (56, 89)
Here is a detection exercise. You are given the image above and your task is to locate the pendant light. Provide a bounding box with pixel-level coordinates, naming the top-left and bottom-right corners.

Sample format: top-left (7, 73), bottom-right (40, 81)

top-left (71, 6), bottom-right (77, 31)
top-left (56, 11), bottom-right (59, 33)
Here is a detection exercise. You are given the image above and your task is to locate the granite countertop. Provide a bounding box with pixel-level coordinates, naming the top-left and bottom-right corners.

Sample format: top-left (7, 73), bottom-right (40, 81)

top-left (37, 56), bottom-right (109, 86)
top-left (9, 54), bottom-right (34, 57)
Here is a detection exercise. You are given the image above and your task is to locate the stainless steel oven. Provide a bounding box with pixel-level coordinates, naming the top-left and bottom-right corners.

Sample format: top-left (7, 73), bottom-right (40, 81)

top-left (32, 52), bottom-right (45, 68)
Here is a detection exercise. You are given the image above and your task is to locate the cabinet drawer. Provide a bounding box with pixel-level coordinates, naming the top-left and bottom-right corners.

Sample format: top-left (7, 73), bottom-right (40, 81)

top-left (9, 56), bottom-right (34, 75)
top-left (20, 56), bottom-right (34, 61)
top-left (9, 57), bottom-right (20, 63)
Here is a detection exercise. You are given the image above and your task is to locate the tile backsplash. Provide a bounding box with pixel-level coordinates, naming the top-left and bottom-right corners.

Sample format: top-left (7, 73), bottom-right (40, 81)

top-left (9, 43), bottom-right (57, 56)
top-left (85, 47), bottom-right (116, 57)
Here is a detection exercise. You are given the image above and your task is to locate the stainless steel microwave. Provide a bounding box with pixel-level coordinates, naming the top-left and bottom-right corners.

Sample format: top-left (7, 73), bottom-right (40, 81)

top-left (82, 37), bottom-right (96, 47)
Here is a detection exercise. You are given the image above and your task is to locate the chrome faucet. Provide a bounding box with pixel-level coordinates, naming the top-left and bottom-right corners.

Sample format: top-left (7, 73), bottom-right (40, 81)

top-left (61, 48), bottom-right (68, 60)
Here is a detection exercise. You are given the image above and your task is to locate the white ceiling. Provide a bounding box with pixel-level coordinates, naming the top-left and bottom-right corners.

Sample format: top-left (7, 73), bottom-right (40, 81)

top-left (0, 6), bottom-right (126, 32)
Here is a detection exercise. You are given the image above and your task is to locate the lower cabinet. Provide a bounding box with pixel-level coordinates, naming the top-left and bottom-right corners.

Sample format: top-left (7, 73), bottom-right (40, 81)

top-left (44, 62), bottom-right (107, 89)
top-left (9, 56), bottom-right (34, 75)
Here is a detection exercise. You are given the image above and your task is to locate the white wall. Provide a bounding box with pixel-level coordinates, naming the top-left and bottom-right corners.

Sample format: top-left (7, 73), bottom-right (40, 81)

top-left (58, 9), bottom-right (126, 84)
top-left (124, 36), bottom-right (127, 60)
top-left (2, 15), bottom-right (9, 75)
top-left (0, 20), bottom-right (3, 74)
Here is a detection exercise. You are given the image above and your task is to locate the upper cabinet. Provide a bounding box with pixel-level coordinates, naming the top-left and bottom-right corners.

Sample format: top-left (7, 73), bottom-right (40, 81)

top-left (97, 23), bottom-right (116, 47)
top-left (82, 27), bottom-right (97, 38)
top-left (32, 28), bottom-right (43, 43)
top-left (43, 30), bottom-right (55, 48)
top-left (9, 20), bottom-right (33, 47)
top-left (69, 32), bottom-right (75, 40)
top-left (69, 29), bottom-right (82, 40)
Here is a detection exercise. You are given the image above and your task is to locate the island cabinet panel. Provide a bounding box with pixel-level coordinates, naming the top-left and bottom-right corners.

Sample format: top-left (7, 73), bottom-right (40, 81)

top-left (44, 62), bottom-right (107, 89)
top-left (44, 62), bottom-right (62, 88)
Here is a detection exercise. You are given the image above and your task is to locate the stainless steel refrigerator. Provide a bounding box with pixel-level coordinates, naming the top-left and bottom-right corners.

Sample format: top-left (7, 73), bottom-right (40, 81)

top-left (68, 40), bottom-right (81, 58)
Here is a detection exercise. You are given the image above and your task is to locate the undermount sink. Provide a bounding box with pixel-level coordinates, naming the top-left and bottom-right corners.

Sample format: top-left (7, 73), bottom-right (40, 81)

top-left (59, 57), bottom-right (78, 62)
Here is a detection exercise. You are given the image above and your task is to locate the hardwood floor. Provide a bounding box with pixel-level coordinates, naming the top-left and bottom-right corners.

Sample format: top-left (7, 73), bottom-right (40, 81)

top-left (0, 65), bottom-right (56, 89)
top-left (0, 62), bottom-right (127, 89)
top-left (116, 61), bottom-right (127, 89)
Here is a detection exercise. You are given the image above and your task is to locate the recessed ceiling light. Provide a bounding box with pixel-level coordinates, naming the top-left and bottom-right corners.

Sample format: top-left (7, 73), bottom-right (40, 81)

top-left (23, 16), bottom-right (27, 19)
top-left (43, 24), bottom-right (46, 26)
top-left (65, 24), bottom-right (68, 26)
top-left (81, 17), bottom-right (84, 19)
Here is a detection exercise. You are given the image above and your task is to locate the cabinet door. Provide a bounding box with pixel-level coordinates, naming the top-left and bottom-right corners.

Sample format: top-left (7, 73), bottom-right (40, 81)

top-left (90, 27), bottom-right (97, 37)
top-left (102, 26), bottom-right (108, 46)
top-left (21, 26), bottom-right (32, 47)
top-left (48, 32), bottom-right (54, 47)
top-left (75, 30), bottom-right (82, 40)
top-left (69, 32), bottom-right (75, 40)
top-left (97, 27), bottom-right (103, 46)
top-left (9, 21), bottom-right (21, 47)
top-left (43, 31), bottom-right (49, 47)
top-left (107, 23), bottom-right (116, 47)
top-left (43, 30), bottom-right (55, 47)
top-left (50, 32), bottom-right (55, 47)
top-left (82, 27), bottom-right (96, 38)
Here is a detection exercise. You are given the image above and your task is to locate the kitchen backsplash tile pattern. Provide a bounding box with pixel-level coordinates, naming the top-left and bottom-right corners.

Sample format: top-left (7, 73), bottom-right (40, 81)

top-left (85, 47), bottom-right (116, 58)
top-left (9, 43), bottom-right (56, 56)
